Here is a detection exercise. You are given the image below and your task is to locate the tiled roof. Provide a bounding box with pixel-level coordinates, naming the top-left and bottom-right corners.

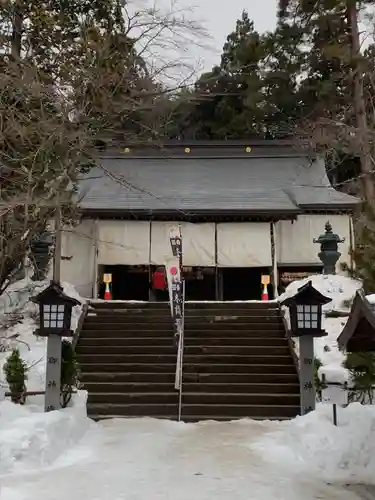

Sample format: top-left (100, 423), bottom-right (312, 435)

top-left (78, 148), bottom-right (359, 215)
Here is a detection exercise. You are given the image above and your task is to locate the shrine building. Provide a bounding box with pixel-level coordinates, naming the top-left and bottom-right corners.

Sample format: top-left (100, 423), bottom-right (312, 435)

top-left (58, 141), bottom-right (359, 301)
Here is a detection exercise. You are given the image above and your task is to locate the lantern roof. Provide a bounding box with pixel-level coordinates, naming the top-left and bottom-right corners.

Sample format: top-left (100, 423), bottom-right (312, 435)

top-left (337, 290), bottom-right (375, 352)
top-left (281, 280), bottom-right (332, 307)
top-left (32, 281), bottom-right (81, 307)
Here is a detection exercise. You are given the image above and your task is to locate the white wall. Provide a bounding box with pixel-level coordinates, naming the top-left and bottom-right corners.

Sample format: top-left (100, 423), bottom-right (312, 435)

top-left (276, 214), bottom-right (352, 271)
top-left (60, 220), bottom-right (96, 297)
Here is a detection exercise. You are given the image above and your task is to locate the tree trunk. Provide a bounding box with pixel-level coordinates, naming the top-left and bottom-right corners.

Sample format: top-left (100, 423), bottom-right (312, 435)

top-left (347, 1), bottom-right (375, 205)
top-left (11, 0), bottom-right (23, 59)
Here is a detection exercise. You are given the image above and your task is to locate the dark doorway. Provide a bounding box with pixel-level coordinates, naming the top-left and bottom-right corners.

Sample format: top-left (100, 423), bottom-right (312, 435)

top-left (222, 267), bottom-right (273, 301)
top-left (184, 267), bottom-right (216, 301)
top-left (99, 265), bottom-right (150, 301)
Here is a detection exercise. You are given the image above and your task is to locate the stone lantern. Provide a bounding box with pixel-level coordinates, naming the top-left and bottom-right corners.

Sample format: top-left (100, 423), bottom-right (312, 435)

top-left (313, 221), bottom-right (345, 275)
top-left (30, 230), bottom-right (54, 281)
top-left (281, 280), bottom-right (332, 415)
top-left (32, 281), bottom-right (80, 412)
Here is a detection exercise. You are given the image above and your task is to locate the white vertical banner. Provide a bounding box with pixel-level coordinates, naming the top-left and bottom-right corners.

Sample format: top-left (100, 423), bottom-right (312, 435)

top-left (0, 383), bottom-right (5, 402)
top-left (165, 258), bottom-right (181, 315)
top-left (169, 224), bottom-right (182, 262)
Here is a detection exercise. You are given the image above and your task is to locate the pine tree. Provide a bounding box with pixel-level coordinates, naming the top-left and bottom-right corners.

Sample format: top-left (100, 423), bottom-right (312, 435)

top-left (192, 11), bottom-right (267, 139)
top-left (261, 21), bottom-right (303, 138)
top-left (344, 350), bottom-right (375, 403)
top-left (169, 10), bottom-right (303, 139)
top-left (278, 0), bottom-right (375, 204)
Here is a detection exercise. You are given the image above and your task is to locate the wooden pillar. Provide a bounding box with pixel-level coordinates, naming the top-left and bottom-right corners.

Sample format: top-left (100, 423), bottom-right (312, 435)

top-left (92, 219), bottom-right (99, 299)
top-left (53, 207), bottom-right (62, 283)
top-left (271, 222), bottom-right (279, 298)
top-left (349, 214), bottom-right (355, 274)
top-left (148, 221), bottom-right (152, 301)
top-left (214, 222), bottom-right (219, 300)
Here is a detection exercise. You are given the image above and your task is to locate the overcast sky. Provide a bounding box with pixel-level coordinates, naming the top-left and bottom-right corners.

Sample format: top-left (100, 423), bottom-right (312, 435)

top-left (131, 0), bottom-right (278, 83)
top-left (188, 0), bottom-right (278, 71)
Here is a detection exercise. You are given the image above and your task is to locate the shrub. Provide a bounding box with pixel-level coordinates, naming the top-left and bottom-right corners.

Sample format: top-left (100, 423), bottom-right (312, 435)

top-left (60, 340), bottom-right (80, 408)
top-left (3, 348), bottom-right (27, 404)
top-left (344, 351), bottom-right (375, 404)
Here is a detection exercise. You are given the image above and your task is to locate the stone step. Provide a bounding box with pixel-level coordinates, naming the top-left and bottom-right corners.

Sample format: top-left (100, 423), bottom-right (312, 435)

top-left (76, 345), bottom-right (291, 356)
top-left (87, 392), bottom-right (300, 405)
top-left (185, 323), bottom-right (284, 331)
top-left (176, 415), bottom-right (294, 422)
top-left (79, 362), bottom-right (297, 374)
top-left (89, 309), bottom-right (281, 318)
top-left (87, 403), bottom-right (178, 417)
top-left (89, 414), bottom-right (292, 422)
top-left (82, 323), bottom-right (283, 332)
top-left (182, 404), bottom-right (300, 418)
top-left (84, 315), bottom-right (282, 324)
top-left (82, 323), bottom-right (174, 332)
top-left (82, 381), bottom-right (300, 394)
top-left (86, 403), bottom-right (299, 418)
top-left (89, 301), bottom-right (279, 311)
top-left (78, 336), bottom-right (289, 347)
top-left (80, 372), bottom-right (299, 384)
top-left (77, 353), bottom-right (294, 365)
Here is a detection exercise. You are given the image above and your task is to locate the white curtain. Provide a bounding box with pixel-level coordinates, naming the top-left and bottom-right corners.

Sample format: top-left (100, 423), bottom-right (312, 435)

top-left (151, 221), bottom-right (215, 266)
top-left (276, 214), bottom-right (352, 266)
top-left (97, 220), bottom-right (150, 265)
top-left (217, 223), bottom-right (272, 267)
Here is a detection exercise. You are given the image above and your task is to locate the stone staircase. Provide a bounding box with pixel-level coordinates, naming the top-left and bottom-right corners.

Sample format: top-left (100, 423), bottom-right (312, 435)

top-left (76, 301), bottom-right (300, 421)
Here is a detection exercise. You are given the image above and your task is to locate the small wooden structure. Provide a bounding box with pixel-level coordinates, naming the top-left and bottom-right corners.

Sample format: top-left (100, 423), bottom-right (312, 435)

top-left (337, 290), bottom-right (375, 352)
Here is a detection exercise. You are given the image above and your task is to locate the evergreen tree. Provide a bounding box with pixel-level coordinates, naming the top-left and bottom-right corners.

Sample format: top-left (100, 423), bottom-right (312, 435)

top-left (168, 12), bottom-right (268, 139)
top-left (168, 10), bottom-right (303, 139)
top-left (261, 21), bottom-right (303, 138)
top-left (278, 0), bottom-right (375, 204)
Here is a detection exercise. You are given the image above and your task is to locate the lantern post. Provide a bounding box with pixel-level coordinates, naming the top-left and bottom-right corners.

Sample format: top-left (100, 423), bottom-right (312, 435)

top-left (281, 281), bottom-right (332, 415)
top-left (32, 281), bottom-right (80, 412)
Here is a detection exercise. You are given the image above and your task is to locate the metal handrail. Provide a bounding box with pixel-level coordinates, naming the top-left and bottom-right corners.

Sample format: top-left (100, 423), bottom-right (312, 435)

top-left (72, 302), bottom-right (89, 350)
top-left (174, 280), bottom-right (185, 421)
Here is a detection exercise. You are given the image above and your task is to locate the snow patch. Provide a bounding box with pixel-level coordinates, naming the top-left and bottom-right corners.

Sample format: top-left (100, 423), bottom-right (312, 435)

top-left (252, 403), bottom-right (375, 483)
top-left (278, 274), bottom-right (361, 311)
top-left (0, 391), bottom-right (92, 475)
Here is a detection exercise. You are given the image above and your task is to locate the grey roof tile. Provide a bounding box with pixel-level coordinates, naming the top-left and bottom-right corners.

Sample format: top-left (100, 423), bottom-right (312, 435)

top-left (78, 155), bottom-right (359, 214)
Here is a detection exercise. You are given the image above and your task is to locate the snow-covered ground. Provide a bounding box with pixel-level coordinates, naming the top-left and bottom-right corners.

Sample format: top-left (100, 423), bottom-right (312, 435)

top-left (1, 271), bottom-right (375, 500)
top-left (1, 397), bottom-right (375, 500)
top-left (279, 273), bottom-right (362, 384)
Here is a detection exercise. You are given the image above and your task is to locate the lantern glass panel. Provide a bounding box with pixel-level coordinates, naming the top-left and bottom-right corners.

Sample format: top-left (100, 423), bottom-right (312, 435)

top-left (43, 303), bottom-right (65, 329)
top-left (296, 304), bottom-right (319, 329)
